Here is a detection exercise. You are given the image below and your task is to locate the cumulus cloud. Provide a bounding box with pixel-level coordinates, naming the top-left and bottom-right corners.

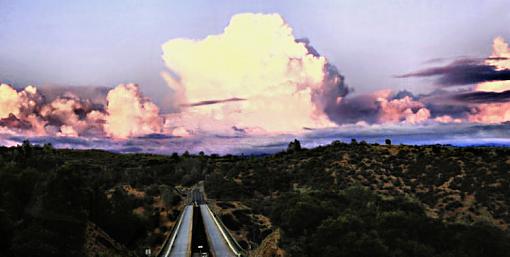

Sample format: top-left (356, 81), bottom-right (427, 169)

top-left (377, 95), bottom-right (431, 124)
top-left (0, 84), bottom-right (46, 135)
top-left (485, 37), bottom-right (510, 70)
top-left (468, 102), bottom-right (510, 123)
top-left (104, 84), bottom-right (163, 138)
top-left (2, 13), bottom-right (510, 154)
top-left (159, 13), bottom-right (457, 129)
top-left (0, 83), bottom-right (163, 138)
top-left (161, 13), bottom-right (347, 132)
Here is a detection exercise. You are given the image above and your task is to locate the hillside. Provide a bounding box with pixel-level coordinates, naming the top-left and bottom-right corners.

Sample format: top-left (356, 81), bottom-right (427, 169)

top-left (0, 141), bottom-right (204, 257)
top-left (1, 140), bottom-right (510, 256)
top-left (203, 140), bottom-right (510, 256)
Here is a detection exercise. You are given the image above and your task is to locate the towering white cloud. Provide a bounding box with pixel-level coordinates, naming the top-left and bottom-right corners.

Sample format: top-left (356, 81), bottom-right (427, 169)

top-left (161, 13), bottom-right (344, 132)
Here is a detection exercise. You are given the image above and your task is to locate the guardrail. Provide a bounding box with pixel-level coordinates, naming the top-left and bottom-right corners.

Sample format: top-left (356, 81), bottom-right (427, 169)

top-left (205, 204), bottom-right (247, 257)
top-left (157, 205), bottom-right (189, 257)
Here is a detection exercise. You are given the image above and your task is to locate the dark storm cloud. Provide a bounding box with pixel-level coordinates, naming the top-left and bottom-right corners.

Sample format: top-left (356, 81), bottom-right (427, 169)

top-left (392, 90), bottom-right (416, 100)
top-left (397, 58), bottom-right (510, 86)
top-left (419, 86), bottom-right (510, 105)
top-left (426, 102), bottom-right (471, 118)
top-left (486, 57), bottom-right (509, 61)
top-left (137, 133), bottom-right (177, 139)
top-left (0, 114), bottom-right (32, 130)
top-left (453, 90), bottom-right (510, 103)
top-left (422, 57), bottom-right (449, 64)
top-left (296, 38), bottom-right (321, 57)
top-left (183, 97), bottom-right (246, 107)
top-left (323, 94), bottom-right (379, 124)
top-left (313, 63), bottom-right (352, 124)
top-left (416, 89), bottom-right (472, 118)
top-left (38, 85), bottom-right (110, 105)
top-left (322, 89), bottom-right (466, 125)
top-left (296, 37), bottom-right (356, 125)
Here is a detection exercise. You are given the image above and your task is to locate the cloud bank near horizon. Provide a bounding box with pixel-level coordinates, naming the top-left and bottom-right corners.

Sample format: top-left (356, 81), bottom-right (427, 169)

top-left (1, 13), bottom-right (510, 153)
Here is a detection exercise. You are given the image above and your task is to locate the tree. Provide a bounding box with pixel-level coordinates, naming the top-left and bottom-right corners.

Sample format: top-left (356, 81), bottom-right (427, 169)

top-left (0, 209), bottom-right (13, 254)
top-left (287, 139), bottom-right (301, 152)
top-left (161, 186), bottom-right (181, 207)
top-left (18, 139), bottom-right (33, 160)
top-left (385, 139), bottom-right (392, 145)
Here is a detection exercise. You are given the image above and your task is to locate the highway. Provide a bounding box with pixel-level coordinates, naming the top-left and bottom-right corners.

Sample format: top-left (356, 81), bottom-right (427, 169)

top-left (162, 205), bottom-right (193, 257)
top-left (159, 188), bottom-right (241, 257)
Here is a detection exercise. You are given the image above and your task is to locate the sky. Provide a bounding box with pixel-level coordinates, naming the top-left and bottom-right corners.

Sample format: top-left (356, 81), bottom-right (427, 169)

top-left (1, 0), bottom-right (510, 154)
top-left (2, 0), bottom-right (509, 99)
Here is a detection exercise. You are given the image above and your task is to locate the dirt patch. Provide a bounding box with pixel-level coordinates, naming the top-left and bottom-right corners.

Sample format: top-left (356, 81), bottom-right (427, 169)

top-left (250, 229), bottom-right (285, 257)
top-left (83, 222), bottom-right (135, 257)
top-left (210, 200), bottom-right (273, 252)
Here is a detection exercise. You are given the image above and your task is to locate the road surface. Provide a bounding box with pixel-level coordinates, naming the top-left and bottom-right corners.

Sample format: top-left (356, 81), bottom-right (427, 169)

top-left (163, 205), bottom-right (193, 257)
top-left (200, 204), bottom-right (239, 257)
top-left (159, 188), bottom-right (241, 257)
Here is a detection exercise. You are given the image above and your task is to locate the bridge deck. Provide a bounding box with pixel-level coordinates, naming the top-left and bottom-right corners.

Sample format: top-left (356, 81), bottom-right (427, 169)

top-left (200, 204), bottom-right (238, 257)
top-left (164, 205), bottom-right (193, 257)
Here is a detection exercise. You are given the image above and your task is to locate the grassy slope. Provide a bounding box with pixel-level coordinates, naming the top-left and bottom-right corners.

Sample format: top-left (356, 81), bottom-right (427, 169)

top-left (203, 141), bottom-right (510, 256)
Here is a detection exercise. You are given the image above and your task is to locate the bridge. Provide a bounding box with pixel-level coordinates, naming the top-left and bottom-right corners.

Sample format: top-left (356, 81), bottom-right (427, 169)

top-left (158, 188), bottom-right (243, 257)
